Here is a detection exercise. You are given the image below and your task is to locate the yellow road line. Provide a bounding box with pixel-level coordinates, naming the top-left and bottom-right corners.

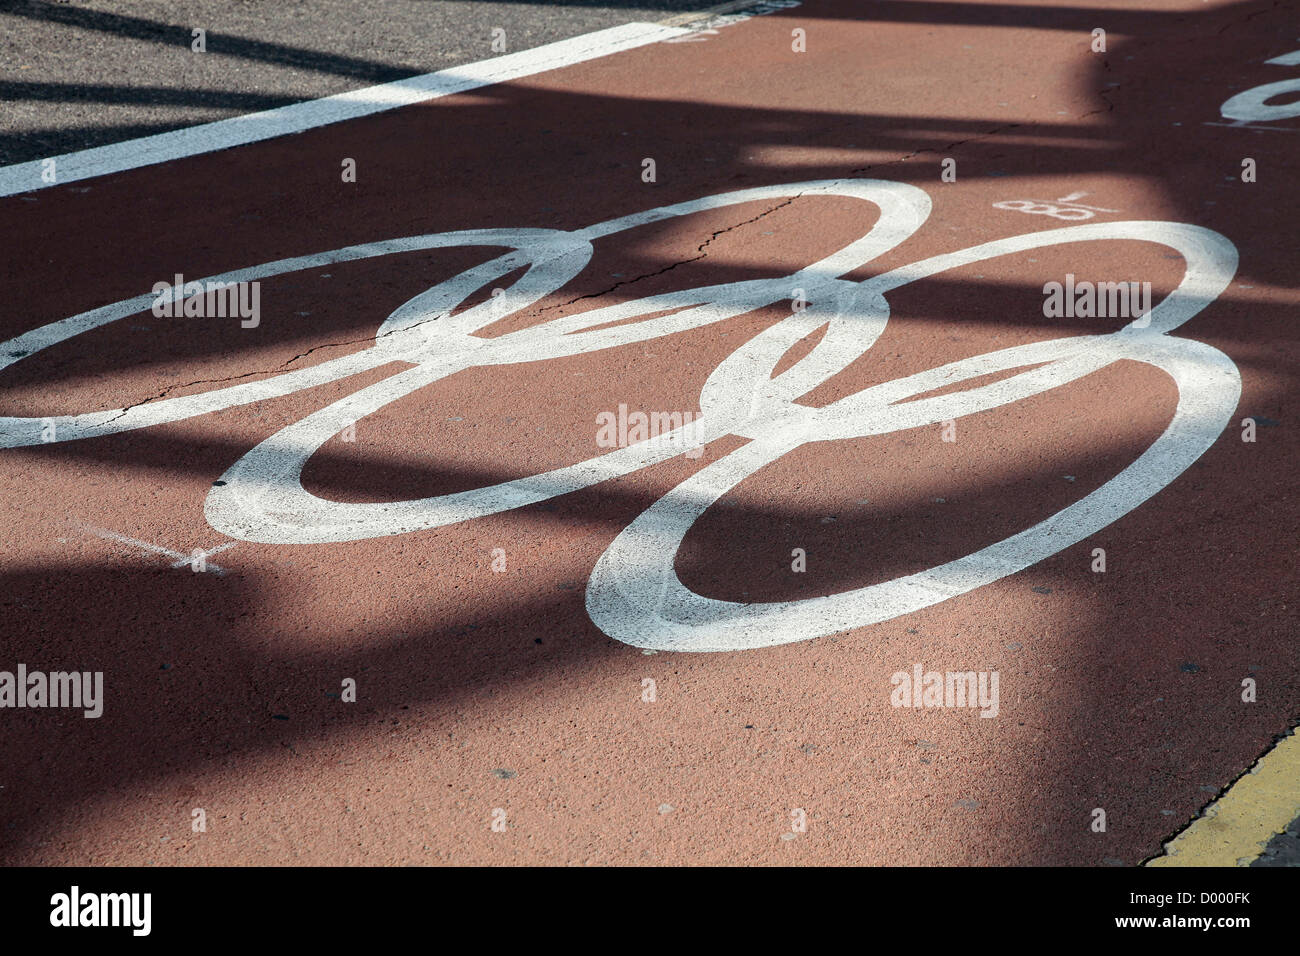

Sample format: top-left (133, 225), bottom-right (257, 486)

top-left (1148, 730), bottom-right (1300, 867)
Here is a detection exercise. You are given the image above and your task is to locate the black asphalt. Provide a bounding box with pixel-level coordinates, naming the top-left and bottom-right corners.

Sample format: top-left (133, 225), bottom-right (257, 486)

top-left (1253, 814), bottom-right (1300, 867)
top-left (0, 0), bottom-right (721, 164)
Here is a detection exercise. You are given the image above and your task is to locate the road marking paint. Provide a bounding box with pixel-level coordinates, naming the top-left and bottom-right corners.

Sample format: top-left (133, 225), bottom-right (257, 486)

top-left (6, 179), bottom-right (1240, 651)
top-left (664, 30), bottom-right (720, 43)
top-left (1147, 731), bottom-right (1300, 866)
top-left (992, 198), bottom-right (1109, 221)
top-left (660, 0), bottom-right (801, 30)
top-left (1203, 121), bottom-right (1300, 132)
top-left (0, 22), bottom-right (691, 198)
top-left (1216, 43), bottom-right (1300, 126)
top-left (81, 524), bottom-right (234, 575)
top-left (167, 541), bottom-right (238, 570)
top-left (1047, 192), bottom-right (1118, 212)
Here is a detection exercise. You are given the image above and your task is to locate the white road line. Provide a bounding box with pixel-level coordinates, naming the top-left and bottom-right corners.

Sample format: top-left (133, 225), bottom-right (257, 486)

top-left (167, 540), bottom-right (238, 569)
top-left (80, 524), bottom-right (234, 574)
top-left (0, 22), bottom-right (690, 199)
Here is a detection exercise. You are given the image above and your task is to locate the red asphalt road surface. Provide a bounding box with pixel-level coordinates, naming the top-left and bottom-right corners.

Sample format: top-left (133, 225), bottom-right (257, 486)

top-left (1, 0), bottom-right (1297, 865)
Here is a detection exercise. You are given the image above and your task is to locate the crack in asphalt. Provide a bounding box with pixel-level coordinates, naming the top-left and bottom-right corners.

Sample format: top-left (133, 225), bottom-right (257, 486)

top-left (98, 314), bottom-right (441, 426)
top-left (1082, 54), bottom-right (1116, 119)
top-left (847, 122), bottom-right (1026, 174)
top-left (99, 195), bottom-right (805, 423)
top-left (95, 115), bottom-right (1034, 424)
top-left (1214, 0), bottom-right (1282, 36)
top-left (540, 192), bottom-right (804, 312)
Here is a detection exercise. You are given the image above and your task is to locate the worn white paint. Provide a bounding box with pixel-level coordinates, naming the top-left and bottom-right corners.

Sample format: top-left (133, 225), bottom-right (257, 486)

top-left (80, 524), bottom-right (236, 575)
